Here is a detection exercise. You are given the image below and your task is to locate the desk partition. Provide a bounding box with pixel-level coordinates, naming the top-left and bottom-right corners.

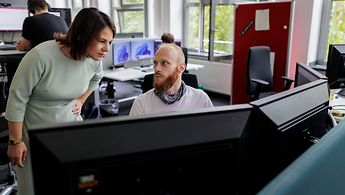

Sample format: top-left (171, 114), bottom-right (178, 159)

top-left (259, 119), bottom-right (345, 195)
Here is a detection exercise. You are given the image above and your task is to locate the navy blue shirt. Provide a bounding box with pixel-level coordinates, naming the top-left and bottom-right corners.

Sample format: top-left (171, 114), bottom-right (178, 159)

top-left (22, 13), bottom-right (68, 48)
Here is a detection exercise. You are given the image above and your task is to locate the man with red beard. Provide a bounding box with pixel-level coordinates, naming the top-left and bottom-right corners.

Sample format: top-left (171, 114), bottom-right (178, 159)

top-left (129, 44), bottom-right (213, 116)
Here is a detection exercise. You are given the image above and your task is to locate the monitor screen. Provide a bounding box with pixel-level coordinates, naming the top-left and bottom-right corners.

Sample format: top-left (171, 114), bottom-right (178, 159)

top-left (48, 8), bottom-right (72, 27)
top-left (29, 105), bottom-right (254, 195)
top-left (153, 39), bottom-right (162, 53)
top-left (112, 40), bottom-right (131, 66)
top-left (131, 39), bottom-right (154, 60)
top-left (294, 62), bottom-right (327, 87)
top-left (326, 44), bottom-right (345, 89)
top-left (0, 7), bottom-right (28, 31)
top-left (175, 39), bottom-right (182, 47)
top-left (247, 79), bottom-right (329, 194)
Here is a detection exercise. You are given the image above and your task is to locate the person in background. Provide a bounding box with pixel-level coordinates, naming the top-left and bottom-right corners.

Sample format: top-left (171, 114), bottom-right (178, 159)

top-left (161, 32), bottom-right (188, 67)
top-left (129, 44), bottom-right (213, 116)
top-left (6, 8), bottom-right (115, 195)
top-left (161, 32), bottom-right (175, 44)
top-left (16, 0), bottom-right (68, 51)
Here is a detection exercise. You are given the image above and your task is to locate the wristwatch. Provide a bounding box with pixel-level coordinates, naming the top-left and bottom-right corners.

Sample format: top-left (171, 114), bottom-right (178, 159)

top-left (8, 138), bottom-right (23, 145)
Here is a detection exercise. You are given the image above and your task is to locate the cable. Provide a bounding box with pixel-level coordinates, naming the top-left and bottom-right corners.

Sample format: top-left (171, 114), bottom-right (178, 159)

top-left (331, 105), bottom-right (345, 108)
top-left (11, 32), bottom-right (15, 43)
top-left (328, 78), bottom-right (345, 88)
top-left (330, 108), bottom-right (345, 111)
top-left (328, 111), bottom-right (338, 128)
top-left (1, 64), bottom-right (7, 100)
top-left (1, 32), bottom-right (4, 42)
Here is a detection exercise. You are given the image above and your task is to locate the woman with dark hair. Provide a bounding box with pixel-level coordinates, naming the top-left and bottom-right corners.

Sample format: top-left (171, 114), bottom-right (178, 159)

top-left (5, 7), bottom-right (116, 195)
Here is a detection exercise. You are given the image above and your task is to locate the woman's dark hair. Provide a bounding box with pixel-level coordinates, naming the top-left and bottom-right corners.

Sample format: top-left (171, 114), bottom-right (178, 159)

top-left (57, 7), bottom-right (116, 60)
top-left (161, 32), bottom-right (175, 43)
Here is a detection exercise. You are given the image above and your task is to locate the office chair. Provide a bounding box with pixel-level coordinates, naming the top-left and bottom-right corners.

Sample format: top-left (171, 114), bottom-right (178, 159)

top-left (181, 47), bottom-right (189, 73)
top-left (247, 46), bottom-right (293, 100)
top-left (0, 115), bottom-right (17, 195)
top-left (141, 73), bottom-right (199, 93)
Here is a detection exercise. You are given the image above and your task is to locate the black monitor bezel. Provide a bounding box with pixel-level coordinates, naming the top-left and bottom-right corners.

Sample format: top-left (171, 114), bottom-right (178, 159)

top-left (29, 104), bottom-right (254, 195)
top-left (326, 44), bottom-right (345, 89)
top-left (48, 7), bottom-right (71, 27)
top-left (294, 62), bottom-right (327, 87)
top-left (247, 79), bottom-right (329, 194)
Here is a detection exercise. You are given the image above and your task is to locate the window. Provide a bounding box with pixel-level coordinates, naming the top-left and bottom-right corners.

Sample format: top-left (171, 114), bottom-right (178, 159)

top-left (71, 0), bottom-right (83, 19)
top-left (318, 0), bottom-right (345, 64)
top-left (70, 0), bottom-right (98, 21)
top-left (184, 0), bottom-right (253, 61)
top-left (72, 0), bottom-right (83, 11)
top-left (112, 0), bottom-right (144, 34)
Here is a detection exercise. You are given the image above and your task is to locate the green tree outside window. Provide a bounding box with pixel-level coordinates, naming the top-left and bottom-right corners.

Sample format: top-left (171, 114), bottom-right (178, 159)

top-left (326, 1), bottom-right (345, 58)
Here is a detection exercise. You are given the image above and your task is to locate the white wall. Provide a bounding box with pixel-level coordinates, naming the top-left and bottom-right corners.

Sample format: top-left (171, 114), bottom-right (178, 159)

top-left (169, 0), bottom-right (183, 39)
top-left (307, 0), bottom-right (323, 63)
top-left (148, 0), bottom-right (183, 39)
top-left (289, 0), bottom-right (324, 69)
top-left (147, 0), bottom-right (155, 37)
top-left (97, 0), bottom-right (111, 18)
top-left (189, 59), bottom-right (232, 96)
top-left (49, 0), bottom-right (66, 8)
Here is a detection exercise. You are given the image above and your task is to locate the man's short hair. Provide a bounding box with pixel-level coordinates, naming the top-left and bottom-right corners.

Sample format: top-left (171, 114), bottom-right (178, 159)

top-left (161, 33), bottom-right (175, 44)
top-left (158, 44), bottom-right (185, 65)
top-left (27, 0), bottom-right (48, 14)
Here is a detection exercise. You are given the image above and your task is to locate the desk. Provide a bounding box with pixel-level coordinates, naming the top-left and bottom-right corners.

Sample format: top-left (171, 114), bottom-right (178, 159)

top-left (104, 68), bottom-right (146, 81)
top-left (0, 50), bottom-right (26, 55)
top-left (0, 50), bottom-right (26, 112)
top-left (0, 50), bottom-right (26, 90)
top-left (104, 63), bottom-right (204, 81)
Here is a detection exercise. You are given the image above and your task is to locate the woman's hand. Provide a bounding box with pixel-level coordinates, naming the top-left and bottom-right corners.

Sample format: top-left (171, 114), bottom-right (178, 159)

top-left (72, 98), bottom-right (84, 116)
top-left (7, 142), bottom-right (27, 168)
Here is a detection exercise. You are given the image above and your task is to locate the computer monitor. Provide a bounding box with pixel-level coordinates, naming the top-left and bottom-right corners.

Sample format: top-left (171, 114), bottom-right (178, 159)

top-left (326, 44), bottom-right (345, 92)
top-left (175, 39), bottom-right (182, 47)
top-left (154, 39), bottom-right (182, 53)
top-left (294, 62), bottom-right (327, 87)
top-left (131, 39), bottom-right (154, 60)
top-left (48, 8), bottom-right (72, 27)
top-left (29, 105), bottom-right (254, 195)
top-left (0, 7), bottom-right (28, 31)
top-left (247, 79), bottom-right (329, 194)
top-left (153, 39), bottom-right (162, 53)
top-left (112, 40), bottom-right (131, 67)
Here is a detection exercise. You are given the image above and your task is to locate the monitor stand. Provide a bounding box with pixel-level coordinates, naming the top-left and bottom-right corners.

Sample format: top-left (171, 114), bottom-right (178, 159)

top-left (337, 88), bottom-right (345, 97)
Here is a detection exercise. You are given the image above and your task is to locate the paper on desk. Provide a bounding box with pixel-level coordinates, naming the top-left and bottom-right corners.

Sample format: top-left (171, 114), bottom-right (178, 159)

top-left (255, 9), bottom-right (270, 31)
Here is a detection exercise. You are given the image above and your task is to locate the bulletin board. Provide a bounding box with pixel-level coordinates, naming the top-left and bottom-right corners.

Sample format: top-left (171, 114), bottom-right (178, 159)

top-left (231, 1), bottom-right (292, 104)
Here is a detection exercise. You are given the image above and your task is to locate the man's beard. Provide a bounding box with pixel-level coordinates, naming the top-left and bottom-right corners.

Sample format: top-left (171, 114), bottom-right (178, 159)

top-left (153, 67), bottom-right (180, 92)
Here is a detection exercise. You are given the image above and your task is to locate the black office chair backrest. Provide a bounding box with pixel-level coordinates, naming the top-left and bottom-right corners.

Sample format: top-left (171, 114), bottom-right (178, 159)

top-left (182, 47), bottom-right (188, 66)
top-left (141, 73), bottom-right (199, 93)
top-left (247, 46), bottom-right (273, 95)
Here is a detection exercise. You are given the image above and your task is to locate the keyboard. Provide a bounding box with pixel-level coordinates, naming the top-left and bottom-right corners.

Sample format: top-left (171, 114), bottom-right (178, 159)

top-left (140, 66), bottom-right (154, 73)
top-left (0, 44), bottom-right (16, 51)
